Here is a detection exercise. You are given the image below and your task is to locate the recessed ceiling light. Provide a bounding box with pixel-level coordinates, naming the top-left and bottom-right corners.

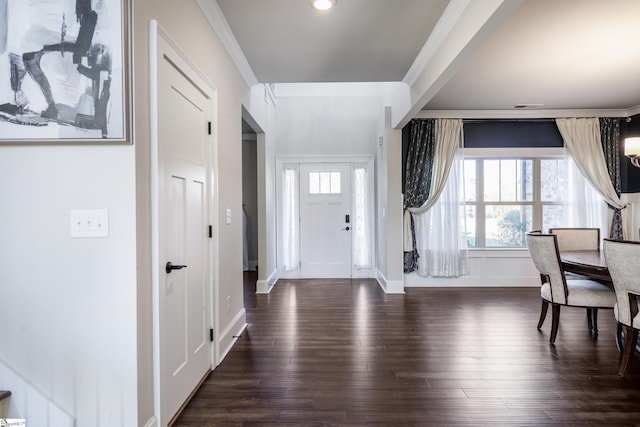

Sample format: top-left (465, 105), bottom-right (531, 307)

top-left (311, 0), bottom-right (336, 11)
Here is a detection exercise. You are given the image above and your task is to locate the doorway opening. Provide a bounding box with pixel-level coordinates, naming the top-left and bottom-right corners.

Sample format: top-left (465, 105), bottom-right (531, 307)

top-left (242, 118), bottom-right (258, 296)
top-left (242, 121), bottom-right (258, 273)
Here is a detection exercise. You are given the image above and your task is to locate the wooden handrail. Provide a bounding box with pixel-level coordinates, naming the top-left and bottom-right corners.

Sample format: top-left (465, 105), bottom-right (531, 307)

top-left (0, 390), bottom-right (10, 401)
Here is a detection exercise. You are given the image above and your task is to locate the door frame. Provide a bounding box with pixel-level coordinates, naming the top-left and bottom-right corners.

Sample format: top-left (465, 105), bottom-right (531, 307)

top-left (276, 156), bottom-right (376, 279)
top-left (149, 21), bottom-right (220, 425)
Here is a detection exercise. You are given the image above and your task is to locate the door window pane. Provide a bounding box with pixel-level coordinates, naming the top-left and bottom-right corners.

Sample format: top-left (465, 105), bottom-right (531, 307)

top-left (319, 172), bottom-right (331, 193)
top-left (309, 172), bottom-right (320, 194)
top-left (309, 171), bottom-right (342, 194)
top-left (330, 172), bottom-right (341, 194)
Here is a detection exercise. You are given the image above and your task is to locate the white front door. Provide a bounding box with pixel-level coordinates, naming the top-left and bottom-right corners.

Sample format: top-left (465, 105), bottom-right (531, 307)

top-left (300, 163), bottom-right (352, 277)
top-left (157, 33), bottom-right (212, 424)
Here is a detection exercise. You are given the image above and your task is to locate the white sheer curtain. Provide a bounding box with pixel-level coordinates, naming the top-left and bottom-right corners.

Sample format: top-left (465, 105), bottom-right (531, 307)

top-left (282, 166), bottom-right (299, 271)
top-left (414, 148), bottom-right (469, 277)
top-left (353, 166), bottom-right (371, 268)
top-left (564, 154), bottom-right (608, 233)
top-left (555, 118), bottom-right (627, 237)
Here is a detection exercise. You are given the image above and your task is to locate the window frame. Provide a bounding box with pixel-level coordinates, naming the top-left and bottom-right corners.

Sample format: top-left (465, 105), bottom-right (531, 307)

top-left (463, 147), bottom-right (565, 248)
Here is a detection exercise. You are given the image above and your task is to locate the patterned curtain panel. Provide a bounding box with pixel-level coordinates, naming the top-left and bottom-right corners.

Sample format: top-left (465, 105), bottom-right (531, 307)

top-left (403, 119), bottom-right (436, 273)
top-left (599, 118), bottom-right (623, 239)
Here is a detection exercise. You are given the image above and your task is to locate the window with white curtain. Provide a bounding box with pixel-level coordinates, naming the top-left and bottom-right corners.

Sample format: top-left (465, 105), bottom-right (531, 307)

top-left (462, 153), bottom-right (606, 248)
top-left (282, 166), bottom-right (299, 271)
top-left (353, 166), bottom-right (371, 268)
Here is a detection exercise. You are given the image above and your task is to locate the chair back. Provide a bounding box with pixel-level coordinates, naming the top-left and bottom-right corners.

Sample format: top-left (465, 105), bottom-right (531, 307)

top-left (526, 232), bottom-right (568, 304)
top-left (603, 239), bottom-right (640, 327)
top-left (548, 227), bottom-right (600, 251)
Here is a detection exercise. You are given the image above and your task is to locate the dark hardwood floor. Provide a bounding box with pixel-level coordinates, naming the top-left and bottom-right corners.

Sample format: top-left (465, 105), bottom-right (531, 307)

top-left (174, 272), bottom-right (640, 426)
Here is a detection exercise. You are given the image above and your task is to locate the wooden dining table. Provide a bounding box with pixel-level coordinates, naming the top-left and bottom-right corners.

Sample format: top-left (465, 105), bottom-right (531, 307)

top-left (560, 250), bottom-right (611, 282)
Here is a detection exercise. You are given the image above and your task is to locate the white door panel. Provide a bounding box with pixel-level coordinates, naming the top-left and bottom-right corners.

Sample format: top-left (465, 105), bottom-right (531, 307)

top-left (300, 163), bottom-right (351, 277)
top-left (158, 41), bottom-right (212, 424)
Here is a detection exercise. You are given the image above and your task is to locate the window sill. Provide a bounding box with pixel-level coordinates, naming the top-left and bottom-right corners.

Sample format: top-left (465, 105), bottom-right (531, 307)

top-left (468, 248), bottom-right (531, 258)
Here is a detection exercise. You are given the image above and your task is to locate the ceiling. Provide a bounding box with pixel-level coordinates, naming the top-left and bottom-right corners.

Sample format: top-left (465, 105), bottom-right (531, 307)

top-left (216, 0), bottom-right (640, 112)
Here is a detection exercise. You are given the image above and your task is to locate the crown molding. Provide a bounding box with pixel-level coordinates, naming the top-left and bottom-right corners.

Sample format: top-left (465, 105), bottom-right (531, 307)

top-left (415, 108), bottom-right (635, 120)
top-left (196, 0), bottom-right (259, 88)
top-left (628, 105), bottom-right (640, 117)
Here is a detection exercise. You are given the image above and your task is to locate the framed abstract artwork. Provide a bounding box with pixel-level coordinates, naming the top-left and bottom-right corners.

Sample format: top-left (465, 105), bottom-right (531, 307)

top-left (0, 0), bottom-right (131, 143)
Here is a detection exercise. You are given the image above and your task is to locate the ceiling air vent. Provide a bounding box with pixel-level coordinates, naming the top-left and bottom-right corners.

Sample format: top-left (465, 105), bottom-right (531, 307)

top-left (513, 104), bottom-right (544, 109)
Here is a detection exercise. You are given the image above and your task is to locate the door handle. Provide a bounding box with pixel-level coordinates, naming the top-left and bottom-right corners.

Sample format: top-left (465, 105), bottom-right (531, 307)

top-left (342, 226), bottom-right (350, 231)
top-left (165, 262), bottom-right (187, 274)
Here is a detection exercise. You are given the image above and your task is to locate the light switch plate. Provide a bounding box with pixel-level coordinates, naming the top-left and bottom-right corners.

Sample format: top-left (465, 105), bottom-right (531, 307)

top-left (226, 208), bottom-right (232, 225)
top-left (70, 209), bottom-right (109, 238)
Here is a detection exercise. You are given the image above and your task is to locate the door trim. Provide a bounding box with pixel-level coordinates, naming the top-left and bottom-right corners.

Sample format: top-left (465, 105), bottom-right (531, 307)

top-left (150, 20), bottom-right (219, 426)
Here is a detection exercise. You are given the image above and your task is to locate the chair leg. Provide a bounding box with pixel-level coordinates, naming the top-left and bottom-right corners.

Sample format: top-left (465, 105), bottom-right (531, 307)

top-left (550, 304), bottom-right (561, 344)
top-left (619, 326), bottom-right (638, 377)
top-left (586, 308), bottom-right (598, 336)
top-left (537, 300), bottom-right (549, 330)
top-left (616, 322), bottom-right (624, 353)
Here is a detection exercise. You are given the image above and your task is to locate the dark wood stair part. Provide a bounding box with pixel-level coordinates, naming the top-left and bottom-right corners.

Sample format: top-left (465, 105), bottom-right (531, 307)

top-left (0, 390), bottom-right (11, 401)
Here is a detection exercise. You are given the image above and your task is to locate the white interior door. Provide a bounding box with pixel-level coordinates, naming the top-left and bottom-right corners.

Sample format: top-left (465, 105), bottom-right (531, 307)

top-left (300, 163), bottom-right (352, 277)
top-left (157, 35), bottom-right (212, 424)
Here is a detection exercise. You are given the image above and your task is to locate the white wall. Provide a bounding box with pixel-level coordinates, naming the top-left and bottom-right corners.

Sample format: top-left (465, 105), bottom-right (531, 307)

top-left (245, 85), bottom-right (278, 292)
top-left (405, 250), bottom-right (540, 287)
top-left (275, 96), bottom-right (382, 157)
top-left (0, 146), bottom-right (137, 425)
top-left (377, 123), bottom-right (405, 293)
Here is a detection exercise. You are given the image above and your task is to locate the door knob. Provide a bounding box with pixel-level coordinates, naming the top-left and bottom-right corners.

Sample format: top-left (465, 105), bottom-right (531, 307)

top-left (165, 262), bottom-right (187, 274)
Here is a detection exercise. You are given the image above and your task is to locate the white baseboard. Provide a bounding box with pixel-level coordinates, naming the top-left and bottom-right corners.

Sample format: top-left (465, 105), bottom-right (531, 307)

top-left (218, 308), bottom-right (248, 363)
top-left (256, 268), bottom-right (277, 294)
top-left (143, 415), bottom-right (158, 427)
top-left (376, 270), bottom-right (405, 294)
top-left (403, 274), bottom-right (540, 287)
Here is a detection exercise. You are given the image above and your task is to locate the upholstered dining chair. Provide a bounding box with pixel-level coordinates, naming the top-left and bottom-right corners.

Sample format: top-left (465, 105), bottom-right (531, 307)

top-left (548, 227), bottom-right (600, 252)
top-left (548, 227), bottom-right (602, 333)
top-left (603, 239), bottom-right (640, 377)
top-left (526, 232), bottom-right (616, 344)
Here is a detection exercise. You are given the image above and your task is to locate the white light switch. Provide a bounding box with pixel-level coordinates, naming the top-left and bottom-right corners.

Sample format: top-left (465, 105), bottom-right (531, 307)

top-left (226, 209), bottom-right (232, 225)
top-left (70, 209), bottom-right (109, 238)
